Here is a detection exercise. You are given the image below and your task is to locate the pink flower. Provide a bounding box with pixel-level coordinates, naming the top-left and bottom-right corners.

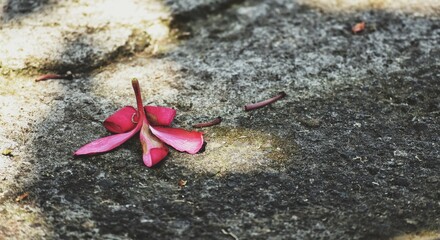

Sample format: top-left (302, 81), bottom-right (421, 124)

top-left (74, 79), bottom-right (204, 167)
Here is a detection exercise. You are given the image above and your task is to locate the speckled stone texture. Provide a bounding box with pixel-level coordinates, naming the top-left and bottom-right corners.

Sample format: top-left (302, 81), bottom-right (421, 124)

top-left (0, 0), bottom-right (439, 239)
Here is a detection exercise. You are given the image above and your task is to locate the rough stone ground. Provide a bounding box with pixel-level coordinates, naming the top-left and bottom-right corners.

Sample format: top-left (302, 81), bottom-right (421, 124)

top-left (0, 0), bottom-right (439, 239)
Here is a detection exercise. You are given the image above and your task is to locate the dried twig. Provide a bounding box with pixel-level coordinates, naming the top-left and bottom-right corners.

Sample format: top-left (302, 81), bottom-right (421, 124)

top-left (221, 229), bottom-right (239, 240)
top-left (193, 117), bottom-right (222, 128)
top-left (244, 92), bottom-right (286, 111)
top-left (35, 71), bottom-right (73, 82)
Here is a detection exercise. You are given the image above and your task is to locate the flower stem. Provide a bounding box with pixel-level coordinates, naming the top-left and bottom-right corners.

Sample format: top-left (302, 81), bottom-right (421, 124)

top-left (244, 92), bottom-right (287, 111)
top-left (193, 117), bottom-right (222, 128)
top-left (131, 78), bottom-right (145, 119)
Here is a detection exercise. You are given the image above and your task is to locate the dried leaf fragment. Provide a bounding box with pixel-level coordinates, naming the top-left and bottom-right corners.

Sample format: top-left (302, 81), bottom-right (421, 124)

top-left (15, 192), bottom-right (29, 202)
top-left (2, 148), bottom-right (13, 156)
top-left (352, 21), bottom-right (366, 34)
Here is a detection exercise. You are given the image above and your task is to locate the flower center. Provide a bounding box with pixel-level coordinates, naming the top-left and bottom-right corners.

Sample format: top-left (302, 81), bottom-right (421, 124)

top-left (131, 112), bottom-right (139, 124)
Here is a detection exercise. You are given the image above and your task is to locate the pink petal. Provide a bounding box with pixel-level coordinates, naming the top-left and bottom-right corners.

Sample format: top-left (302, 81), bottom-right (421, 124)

top-left (144, 148), bottom-right (169, 167)
top-left (139, 122), bottom-right (169, 167)
top-left (149, 126), bottom-right (204, 154)
top-left (145, 106), bottom-right (176, 126)
top-left (103, 106), bottom-right (138, 133)
top-left (74, 79), bottom-right (146, 157)
top-left (74, 125), bottom-right (139, 155)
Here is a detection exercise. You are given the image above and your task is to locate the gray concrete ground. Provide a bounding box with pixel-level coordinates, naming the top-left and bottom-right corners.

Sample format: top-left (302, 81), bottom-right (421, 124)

top-left (0, 0), bottom-right (439, 239)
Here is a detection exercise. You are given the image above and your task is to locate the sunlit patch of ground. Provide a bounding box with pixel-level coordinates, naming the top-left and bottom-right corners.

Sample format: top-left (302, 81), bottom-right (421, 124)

top-left (298, 0), bottom-right (440, 15)
top-left (0, 77), bottom-right (59, 197)
top-left (392, 231), bottom-right (440, 240)
top-left (0, 0), bottom-right (171, 72)
top-left (178, 127), bottom-right (294, 175)
top-left (0, 76), bottom-right (64, 238)
top-left (0, 202), bottom-right (52, 239)
top-left (91, 58), bottom-right (182, 107)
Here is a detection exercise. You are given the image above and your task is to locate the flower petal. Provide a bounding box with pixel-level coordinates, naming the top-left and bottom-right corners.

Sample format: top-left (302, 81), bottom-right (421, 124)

top-left (103, 106), bottom-right (137, 133)
top-left (150, 126), bottom-right (204, 154)
top-left (145, 106), bottom-right (176, 126)
top-left (139, 122), bottom-right (169, 167)
top-left (74, 125), bottom-right (139, 156)
top-left (144, 148), bottom-right (169, 167)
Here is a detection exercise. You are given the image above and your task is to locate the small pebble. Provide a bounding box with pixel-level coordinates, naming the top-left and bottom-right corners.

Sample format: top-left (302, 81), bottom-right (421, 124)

top-left (298, 118), bottom-right (321, 128)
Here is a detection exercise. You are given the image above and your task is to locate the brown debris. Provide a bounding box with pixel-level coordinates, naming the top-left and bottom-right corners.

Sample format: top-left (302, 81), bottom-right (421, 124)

top-left (35, 71), bottom-right (73, 82)
top-left (352, 21), bottom-right (366, 34)
top-left (193, 117), bottom-right (222, 128)
top-left (15, 192), bottom-right (29, 202)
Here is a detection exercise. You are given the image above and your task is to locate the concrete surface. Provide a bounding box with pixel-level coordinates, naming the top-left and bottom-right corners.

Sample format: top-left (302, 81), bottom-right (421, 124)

top-left (0, 0), bottom-right (439, 239)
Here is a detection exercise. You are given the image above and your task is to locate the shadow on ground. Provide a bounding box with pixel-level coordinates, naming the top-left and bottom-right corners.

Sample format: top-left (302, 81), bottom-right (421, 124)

top-left (2, 0), bottom-right (49, 21)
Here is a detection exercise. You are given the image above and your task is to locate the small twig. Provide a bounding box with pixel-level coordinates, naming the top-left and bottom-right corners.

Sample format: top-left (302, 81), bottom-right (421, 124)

top-left (221, 229), bottom-right (239, 240)
top-left (244, 92), bottom-right (286, 111)
top-left (193, 117), bottom-right (222, 128)
top-left (35, 71), bottom-right (73, 82)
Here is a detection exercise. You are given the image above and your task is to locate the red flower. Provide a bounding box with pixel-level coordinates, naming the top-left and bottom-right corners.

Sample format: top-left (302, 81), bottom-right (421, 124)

top-left (74, 79), bottom-right (204, 167)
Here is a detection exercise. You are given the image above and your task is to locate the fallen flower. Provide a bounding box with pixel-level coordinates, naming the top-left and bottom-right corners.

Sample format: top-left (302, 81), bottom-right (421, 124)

top-left (193, 117), bottom-right (222, 128)
top-left (35, 71), bottom-right (73, 82)
top-left (74, 79), bottom-right (204, 167)
top-left (244, 91), bottom-right (287, 111)
top-left (352, 21), bottom-right (366, 34)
